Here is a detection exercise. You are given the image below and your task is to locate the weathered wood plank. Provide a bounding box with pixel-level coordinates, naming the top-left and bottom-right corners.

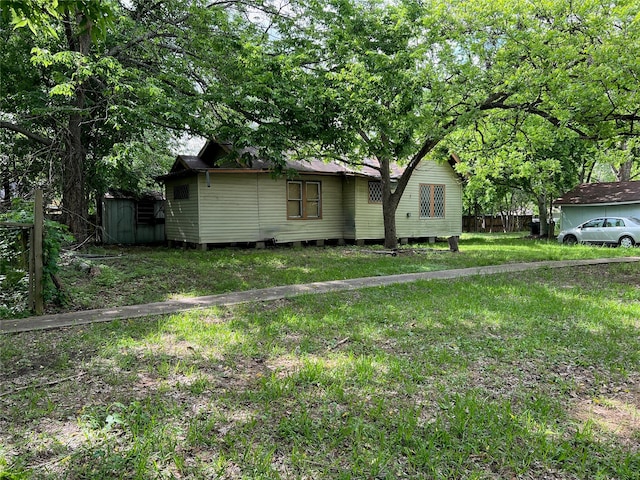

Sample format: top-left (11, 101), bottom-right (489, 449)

top-left (33, 189), bottom-right (44, 315)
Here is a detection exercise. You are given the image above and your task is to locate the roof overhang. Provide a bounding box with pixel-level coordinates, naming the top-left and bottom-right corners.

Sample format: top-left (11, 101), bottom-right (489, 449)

top-left (555, 200), bottom-right (640, 207)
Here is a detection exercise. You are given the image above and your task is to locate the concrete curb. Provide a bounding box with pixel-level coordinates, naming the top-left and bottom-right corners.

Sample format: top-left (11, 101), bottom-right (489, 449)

top-left (2, 257), bottom-right (639, 334)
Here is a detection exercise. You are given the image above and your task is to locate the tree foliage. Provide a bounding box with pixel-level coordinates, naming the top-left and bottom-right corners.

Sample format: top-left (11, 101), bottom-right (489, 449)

top-left (2, 0), bottom-right (640, 245)
top-left (0, 199), bottom-right (73, 317)
top-left (1, 0), bottom-right (267, 238)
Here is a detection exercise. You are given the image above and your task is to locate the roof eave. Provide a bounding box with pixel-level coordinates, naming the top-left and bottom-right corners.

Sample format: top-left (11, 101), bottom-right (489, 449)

top-left (555, 200), bottom-right (640, 207)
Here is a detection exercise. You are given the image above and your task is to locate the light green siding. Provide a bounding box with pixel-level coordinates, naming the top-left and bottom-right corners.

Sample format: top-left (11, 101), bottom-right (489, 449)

top-left (342, 177), bottom-right (357, 239)
top-left (352, 160), bottom-right (462, 240)
top-left (164, 159), bottom-right (461, 245)
top-left (396, 160), bottom-right (463, 238)
top-left (197, 173), bottom-right (260, 243)
top-left (169, 173), bottom-right (345, 244)
top-left (253, 174), bottom-right (344, 243)
top-left (351, 178), bottom-right (384, 239)
top-left (164, 177), bottom-right (200, 243)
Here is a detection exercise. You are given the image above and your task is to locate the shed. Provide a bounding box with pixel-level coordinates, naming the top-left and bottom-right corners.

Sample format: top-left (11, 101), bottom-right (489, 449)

top-left (157, 141), bottom-right (463, 248)
top-left (554, 181), bottom-right (640, 229)
top-left (100, 192), bottom-right (165, 244)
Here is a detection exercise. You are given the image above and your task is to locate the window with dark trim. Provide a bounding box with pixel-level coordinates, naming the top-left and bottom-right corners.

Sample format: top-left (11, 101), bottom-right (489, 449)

top-left (173, 184), bottom-right (189, 200)
top-left (287, 180), bottom-right (322, 219)
top-left (419, 184), bottom-right (445, 218)
top-left (368, 181), bottom-right (383, 203)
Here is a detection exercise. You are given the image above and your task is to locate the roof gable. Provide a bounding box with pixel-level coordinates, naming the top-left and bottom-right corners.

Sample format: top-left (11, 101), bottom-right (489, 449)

top-left (554, 181), bottom-right (640, 205)
top-left (170, 155), bottom-right (211, 173)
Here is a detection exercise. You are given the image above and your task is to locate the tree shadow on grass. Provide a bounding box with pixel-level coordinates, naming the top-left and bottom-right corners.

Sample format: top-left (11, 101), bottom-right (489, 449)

top-left (1, 263), bottom-right (639, 478)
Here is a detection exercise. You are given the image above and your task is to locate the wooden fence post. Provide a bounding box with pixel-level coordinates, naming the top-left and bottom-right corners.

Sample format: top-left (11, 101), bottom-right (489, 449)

top-left (33, 189), bottom-right (44, 315)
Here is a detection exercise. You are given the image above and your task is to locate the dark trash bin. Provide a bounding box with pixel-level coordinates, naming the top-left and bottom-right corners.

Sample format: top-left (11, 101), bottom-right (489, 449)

top-left (530, 219), bottom-right (540, 235)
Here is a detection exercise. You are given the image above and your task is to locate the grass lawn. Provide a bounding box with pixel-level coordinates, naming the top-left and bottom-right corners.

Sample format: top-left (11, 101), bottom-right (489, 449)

top-left (22, 232), bottom-right (640, 315)
top-left (0, 236), bottom-right (639, 479)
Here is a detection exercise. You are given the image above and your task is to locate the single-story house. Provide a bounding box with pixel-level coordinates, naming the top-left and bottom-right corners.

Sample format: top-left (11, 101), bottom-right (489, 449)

top-left (157, 141), bottom-right (463, 248)
top-left (554, 181), bottom-right (640, 229)
top-left (99, 191), bottom-right (165, 244)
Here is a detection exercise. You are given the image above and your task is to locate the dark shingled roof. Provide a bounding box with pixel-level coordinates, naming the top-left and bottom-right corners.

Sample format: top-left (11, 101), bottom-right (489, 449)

top-left (554, 181), bottom-right (640, 205)
top-left (157, 140), bottom-right (461, 182)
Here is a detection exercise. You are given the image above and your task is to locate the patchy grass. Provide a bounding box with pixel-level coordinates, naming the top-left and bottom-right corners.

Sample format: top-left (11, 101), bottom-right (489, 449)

top-left (1, 262), bottom-right (638, 479)
top-left (32, 232), bottom-right (639, 315)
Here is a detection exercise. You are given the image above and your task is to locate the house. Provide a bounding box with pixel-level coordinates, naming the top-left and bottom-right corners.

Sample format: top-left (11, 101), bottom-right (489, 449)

top-left (157, 141), bottom-right (463, 248)
top-left (99, 191), bottom-right (165, 244)
top-left (554, 181), bottom-right (640, 229)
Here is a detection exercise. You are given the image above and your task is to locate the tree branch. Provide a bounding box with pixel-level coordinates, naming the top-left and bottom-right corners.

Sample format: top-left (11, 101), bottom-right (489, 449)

top-left (108, 31), bottom-right (179, 58)
top-left (0, 121), bottom-right (53, 146)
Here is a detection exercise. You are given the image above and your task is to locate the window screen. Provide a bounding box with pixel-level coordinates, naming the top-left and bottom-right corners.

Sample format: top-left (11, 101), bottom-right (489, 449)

top-left (173, 184), bottom-right (189, 200)
top-left (368, 181), bottom-right (383, 203)
top-left (419, 184), bottom-right (446, 218)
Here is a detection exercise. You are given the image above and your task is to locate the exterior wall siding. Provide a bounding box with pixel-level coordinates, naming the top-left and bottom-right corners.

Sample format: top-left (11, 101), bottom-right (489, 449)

top-left (197, 174), bottom-right (261, 243)
top-left (353, 160), bottom-right (463, 239)
top-left (559, 204), bottom-right (640, 230)
top-left (256, 174), bottom-right (345, 243)
top-left (342, 177), bottom-right (357, 239)
top-left (196, 173), bottom-right (345, 244)
top-left (396, 161), bottom-right (463, 238)
top-left (101, 198), bottom-right (136, 244)
top-left (164, 159), bottom-right (462, 245)
top-left (164, 177), bottom-right (200, 243)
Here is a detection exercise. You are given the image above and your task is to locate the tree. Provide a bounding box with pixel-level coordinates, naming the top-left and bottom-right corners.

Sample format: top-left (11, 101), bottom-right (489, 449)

top-left (4, 0), bottom-right (639, 246)
top-left (210, 0), bottom-right (516, 248)
top-left (449, 113), bottom-right (594, 236)
top-left (212, 0), bottom-right (640, 248)
top-left (0, 0), bottom-right (268, 239)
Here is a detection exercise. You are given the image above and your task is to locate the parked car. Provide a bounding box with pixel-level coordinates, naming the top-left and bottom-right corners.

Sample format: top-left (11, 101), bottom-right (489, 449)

top-left (557, 216), bottom-right (640, 247)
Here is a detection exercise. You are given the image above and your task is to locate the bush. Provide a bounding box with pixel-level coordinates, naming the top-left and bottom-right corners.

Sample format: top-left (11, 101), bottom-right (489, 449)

top-left (0, 199), bottom-right (74, 317)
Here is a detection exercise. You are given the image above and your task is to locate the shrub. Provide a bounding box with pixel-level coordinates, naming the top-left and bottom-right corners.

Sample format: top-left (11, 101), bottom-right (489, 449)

top-left (0, 199), bottom-right (74, 317)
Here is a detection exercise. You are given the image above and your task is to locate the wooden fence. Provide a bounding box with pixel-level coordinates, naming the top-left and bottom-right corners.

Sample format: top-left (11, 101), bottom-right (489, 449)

top-left (463, 214), bottom-right (533, 233)
top-left (0, 189), bottom-right (44, 314)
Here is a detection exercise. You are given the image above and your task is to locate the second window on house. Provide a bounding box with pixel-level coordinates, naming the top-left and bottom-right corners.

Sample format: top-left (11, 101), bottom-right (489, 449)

top-left (419, 184), bottom-right (446, 218)
top-left (287, 181), bottom-right (321, 219)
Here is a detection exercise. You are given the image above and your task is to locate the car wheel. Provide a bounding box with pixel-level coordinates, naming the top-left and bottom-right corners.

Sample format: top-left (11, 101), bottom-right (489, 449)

top-left (618, 236), bottom-right (635, 248)
top-left (563, 235), bottom-right (578, 245)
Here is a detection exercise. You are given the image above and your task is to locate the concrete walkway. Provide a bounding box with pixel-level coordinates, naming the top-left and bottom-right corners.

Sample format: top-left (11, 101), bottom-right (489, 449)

top-left (2, 256), bottom-right (639, 334)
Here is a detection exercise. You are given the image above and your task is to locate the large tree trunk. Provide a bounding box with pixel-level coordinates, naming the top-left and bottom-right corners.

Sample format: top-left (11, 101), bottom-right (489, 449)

top-left (379, 156), bottom-right (401, 249)
top-left (382, 199), bottom-right (400, 249)
top-left (60, 11), bottom-right (92, 241)
top-left (613, 159), bottom-right (633, 182)
top-left (537, 195), bottom-right (548, 237)
top-left (62, 109), bottom-right (88, 241)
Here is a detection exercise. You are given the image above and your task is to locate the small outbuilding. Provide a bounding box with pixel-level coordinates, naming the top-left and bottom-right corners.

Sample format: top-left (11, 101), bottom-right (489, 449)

top-left (554, 181), bottom-right (640, 229)
top-left (157, 141), bottom-right (463, 248)
top-left (99, 191), bottom-right (165, 244)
